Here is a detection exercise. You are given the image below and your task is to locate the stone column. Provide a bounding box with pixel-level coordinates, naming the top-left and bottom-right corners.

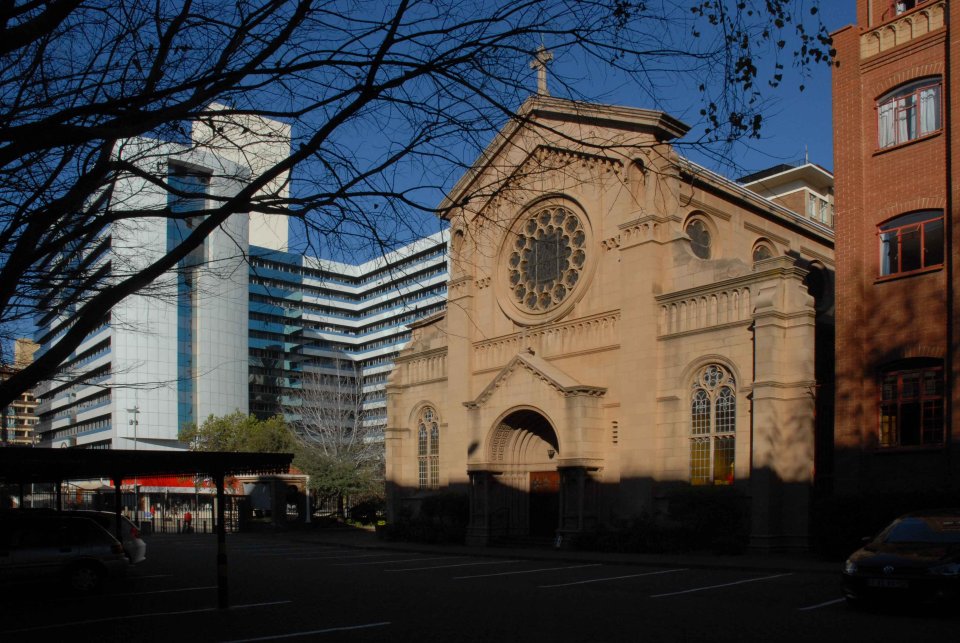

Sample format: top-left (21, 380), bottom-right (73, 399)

top-left (466, 470), bottom-right (491, 546)
top-left (557, 465), bottom-right (600, 546)
top-left (749, 259), bottom-right (817, 551)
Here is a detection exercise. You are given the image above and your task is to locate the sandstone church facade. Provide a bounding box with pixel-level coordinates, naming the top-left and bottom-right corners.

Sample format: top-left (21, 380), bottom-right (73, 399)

top-left (385, 95), bottom-right (834, 551)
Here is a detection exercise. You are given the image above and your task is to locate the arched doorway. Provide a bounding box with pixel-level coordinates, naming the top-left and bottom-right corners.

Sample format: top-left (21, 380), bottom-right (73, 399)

top-left (487, 409), bottom-right (560, 538)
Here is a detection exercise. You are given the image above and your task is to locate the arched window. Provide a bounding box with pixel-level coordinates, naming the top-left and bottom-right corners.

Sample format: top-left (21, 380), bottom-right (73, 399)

top-left (690, 364), bottom-right (736, 485)
top-left (877, 78), bottom-right (941, 148)
top-left (879, 210), bottom-right (944, 276)
top-left (417, 406), bottom-right (440, 490)
top-left (685, 218), bottom-right (712, 259)
top-left (879, 359), bottom-right (944, 448)
top-left (752, 242), bottom-right (774, 263)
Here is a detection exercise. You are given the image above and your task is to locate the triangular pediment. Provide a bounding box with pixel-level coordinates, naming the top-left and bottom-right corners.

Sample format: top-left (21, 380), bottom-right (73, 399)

top-left (439, 95), bottom-right (689, 218)
top-left (464, 348), bottom-right (606, 409)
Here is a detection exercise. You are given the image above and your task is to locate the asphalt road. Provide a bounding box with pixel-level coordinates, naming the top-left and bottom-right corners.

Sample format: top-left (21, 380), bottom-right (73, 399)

top-left (2, 532), bottom-right (955, 642)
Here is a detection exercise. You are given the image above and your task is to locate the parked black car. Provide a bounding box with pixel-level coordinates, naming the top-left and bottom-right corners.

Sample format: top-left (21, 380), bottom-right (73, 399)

top-left (842, 509), bottom-right (960, 607)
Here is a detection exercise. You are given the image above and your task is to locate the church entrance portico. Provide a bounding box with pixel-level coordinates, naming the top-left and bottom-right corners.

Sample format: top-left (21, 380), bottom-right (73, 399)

top-left (466, 408), bottom-right (560, 545)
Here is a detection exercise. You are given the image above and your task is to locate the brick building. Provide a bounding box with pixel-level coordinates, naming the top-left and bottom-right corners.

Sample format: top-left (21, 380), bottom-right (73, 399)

top-left (1, 339), bottom-right (39, 446)
top-left (831, 1), bottom-right (959, 508)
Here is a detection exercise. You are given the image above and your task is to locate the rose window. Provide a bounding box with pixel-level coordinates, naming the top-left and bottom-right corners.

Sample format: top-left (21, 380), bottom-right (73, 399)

top-left (508, 206), bottom-right (586, 312)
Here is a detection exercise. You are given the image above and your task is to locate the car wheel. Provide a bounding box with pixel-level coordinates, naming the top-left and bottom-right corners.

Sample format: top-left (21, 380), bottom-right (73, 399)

top-left (69, 564), bottom-right (103, 592)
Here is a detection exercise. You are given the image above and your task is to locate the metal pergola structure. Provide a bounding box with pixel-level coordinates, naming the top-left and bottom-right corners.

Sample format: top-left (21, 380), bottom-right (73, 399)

top-left (0, 448), bottom-right (293, 608)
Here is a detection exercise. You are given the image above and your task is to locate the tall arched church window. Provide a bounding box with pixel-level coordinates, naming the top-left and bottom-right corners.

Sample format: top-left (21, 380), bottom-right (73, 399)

top-left (418, 406), bottom-right (440, 490)
top-left (690, 364), bottom-right (736, 485)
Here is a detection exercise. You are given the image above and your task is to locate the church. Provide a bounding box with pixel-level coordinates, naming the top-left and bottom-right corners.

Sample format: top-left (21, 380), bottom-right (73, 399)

top-left (385, 77), bottom-right (835, 551)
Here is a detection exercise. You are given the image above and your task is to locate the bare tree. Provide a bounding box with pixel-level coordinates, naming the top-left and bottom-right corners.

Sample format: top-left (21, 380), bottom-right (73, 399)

top-left (0, 0), bottom-right (833, 408)
top-left (288, 357), bottom-right (384, 514)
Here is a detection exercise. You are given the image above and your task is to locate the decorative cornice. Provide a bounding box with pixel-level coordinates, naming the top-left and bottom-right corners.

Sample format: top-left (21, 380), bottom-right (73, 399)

top-left (686, 197), bottom-right (733, 221)
top-left (464, 348), bottom-right (606, 409)
top-left (799, 246), bottom-right (835, 267)
top-left (743, 221), bottom-right (790, 248)
top-left (657, 320), bottom-right (751, 341)
top-left (473, 310), bottom-right (620, 371)
top-left (393, 345), bottom-right (447, 365)
top-left (860, 1), bottom-right (946, 60)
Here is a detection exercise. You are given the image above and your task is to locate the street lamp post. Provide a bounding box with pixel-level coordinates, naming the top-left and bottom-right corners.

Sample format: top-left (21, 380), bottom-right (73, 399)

top-left (128, 405), bottom-right (139, 527)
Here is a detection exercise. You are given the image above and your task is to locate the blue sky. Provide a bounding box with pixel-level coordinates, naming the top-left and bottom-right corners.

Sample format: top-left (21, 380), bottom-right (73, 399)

top-left (293, 2), bottom-right (860, 262)
top-left (722, 2), bottom-right (857, 175)
top-left (536, 3), bottom-right (858, 177)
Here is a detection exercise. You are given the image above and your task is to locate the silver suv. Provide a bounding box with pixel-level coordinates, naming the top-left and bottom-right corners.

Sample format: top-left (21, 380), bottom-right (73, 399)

top-left (0, 511), bottom-right (128, 592)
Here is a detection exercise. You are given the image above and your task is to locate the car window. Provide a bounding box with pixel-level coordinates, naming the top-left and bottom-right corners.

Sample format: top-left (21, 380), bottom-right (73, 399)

top-left (882, 517), bottom-right (960, 544)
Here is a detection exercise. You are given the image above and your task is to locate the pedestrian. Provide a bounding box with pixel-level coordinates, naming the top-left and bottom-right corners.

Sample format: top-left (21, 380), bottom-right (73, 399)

top-left (183, 510), bottom-right (192, 533)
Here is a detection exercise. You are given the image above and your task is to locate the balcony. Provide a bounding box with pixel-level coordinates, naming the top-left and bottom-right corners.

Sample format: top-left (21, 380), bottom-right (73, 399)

top-left (861, 1), bottom-right (946, 59)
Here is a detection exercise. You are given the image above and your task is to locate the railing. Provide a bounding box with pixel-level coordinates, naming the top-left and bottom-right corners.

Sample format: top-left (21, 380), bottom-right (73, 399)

top-left (14, 489), bottom-right (241, 534)
top-left (861, 0), bottom-right (946, 58)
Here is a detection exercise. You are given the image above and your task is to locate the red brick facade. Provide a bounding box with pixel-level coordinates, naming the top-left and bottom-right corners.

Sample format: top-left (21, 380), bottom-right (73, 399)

top-left (832, 0), bottom-right (958, 501)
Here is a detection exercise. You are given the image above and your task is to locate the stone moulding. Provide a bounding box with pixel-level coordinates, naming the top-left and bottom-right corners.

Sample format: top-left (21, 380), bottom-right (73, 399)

top-left (658, 287), bottom-right (753, 337)
top-left (860, 1), bottom-right (945, 59)
top-left (655, 261), bottom-right (808, 337)
top-left (464, 348), bottom-right (606, 410)
top-left (521, 144), bottom-right (623, 177)
top-left (392, 346), bottom-right (448, 387)
top-left (798, 246), bottom-right (835, 267)
top-left (473, 310), bottom-right (620, 372)
top-left (743, 221), bottom-right (790, 249)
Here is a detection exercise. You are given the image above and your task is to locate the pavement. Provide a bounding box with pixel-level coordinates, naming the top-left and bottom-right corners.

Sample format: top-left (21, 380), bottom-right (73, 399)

top-left (273, 525), bottom-right (842, 576)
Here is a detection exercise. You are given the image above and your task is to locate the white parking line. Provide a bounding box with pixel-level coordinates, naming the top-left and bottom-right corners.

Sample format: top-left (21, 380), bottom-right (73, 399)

top-left (233, 546), bottom-right (341, 552)
top-left (257, 550), bottom-right (353, 558)
top-left (103, 585), bottom-right (217, 597)
top-left (650, 573), bottom-right (793, 597)
top-left (288, 552), bottom-right (399, 561)
top-left (221, 621), bottom-right (391, 642)
top-left (456, 564), bottom-right (601, 579)
top-left (540, 568), bottom-right (687, 588)
top-left (385, 560), bottom-right (522, 572)
top-left (0, 600), bottom-right (292, 633)
top-left (332, 556), bottom-right (467, 566)
top-left (798, 597), bottom-right (845, 611)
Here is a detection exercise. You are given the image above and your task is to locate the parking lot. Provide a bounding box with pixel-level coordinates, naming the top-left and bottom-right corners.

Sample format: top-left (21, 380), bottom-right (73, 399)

top-left (2, 531), bottom-right (955, 642)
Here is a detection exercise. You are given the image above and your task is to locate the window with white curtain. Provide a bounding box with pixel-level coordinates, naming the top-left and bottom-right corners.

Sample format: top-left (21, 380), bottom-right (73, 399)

top-left (878, 79), bottom-right (941, 148)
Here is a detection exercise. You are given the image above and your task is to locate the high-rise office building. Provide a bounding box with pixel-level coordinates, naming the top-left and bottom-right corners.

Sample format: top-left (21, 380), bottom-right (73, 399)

top-left (33, 110), bottom-right (448, 450)
top-left (247, 233), bottom-right (448, 430)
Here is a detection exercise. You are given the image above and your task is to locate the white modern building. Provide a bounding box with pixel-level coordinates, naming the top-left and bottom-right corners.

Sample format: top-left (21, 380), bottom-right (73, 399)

top-left (248, 232), bottom-right (449, 429)
top-left (33, 110), bottom-right (449, 450)
top-left (34, 142), bottom-right (255, 450)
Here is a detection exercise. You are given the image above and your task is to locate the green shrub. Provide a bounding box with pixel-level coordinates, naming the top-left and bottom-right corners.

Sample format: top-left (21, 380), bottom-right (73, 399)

top-left (348, 498), bottom-right (385, 525)
top-left (578, 486), bottom-right (749, 555)
top-left (382, 491), bottom-right (469, 544)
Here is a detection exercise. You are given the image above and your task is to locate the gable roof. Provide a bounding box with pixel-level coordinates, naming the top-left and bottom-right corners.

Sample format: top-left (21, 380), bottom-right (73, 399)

top-left (438, 95), bottom-right (690, 218)
top-left (464, 348), bottom-right (606, 409)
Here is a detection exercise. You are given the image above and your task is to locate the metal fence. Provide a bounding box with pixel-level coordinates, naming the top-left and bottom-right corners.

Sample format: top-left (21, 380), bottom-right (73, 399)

top-left (9, 488), bottom-right (241, 534)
